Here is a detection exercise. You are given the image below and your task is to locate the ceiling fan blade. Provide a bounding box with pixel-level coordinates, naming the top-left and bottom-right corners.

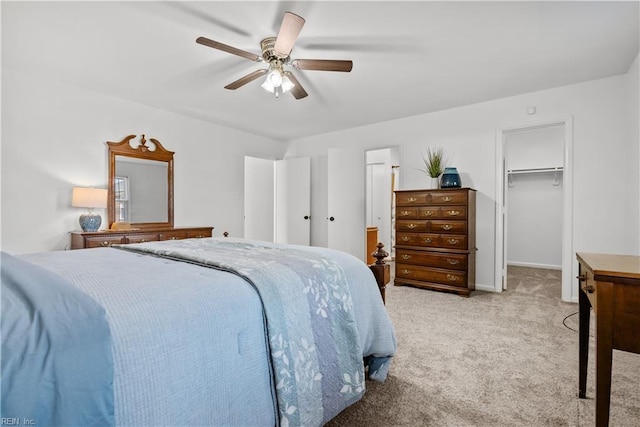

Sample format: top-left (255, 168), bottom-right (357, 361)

top-left (224, 69), bottom-right (268, 90)
top-left (196, 37), bottom-right (261, 62)
top-left (283, 71), bottom-right (308, 99)
top-left (273, 12), bottom-right (305, 57)
top-left (169, 3), bottom-right (251, 37)
top-left (291, 59), bottom-right (353, 72)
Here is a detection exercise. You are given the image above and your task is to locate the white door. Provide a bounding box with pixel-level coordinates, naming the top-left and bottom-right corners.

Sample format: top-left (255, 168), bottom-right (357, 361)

top-left (275, 157), bottom-right (311, 245)
top-left (500, 154), bottom-right (509, 290)
top-left (367, 162), bottom-right (392, 253)
top-left (327, 148), bottom-right (366, 261)
top-left (244, 156), bottom-right (274, 242)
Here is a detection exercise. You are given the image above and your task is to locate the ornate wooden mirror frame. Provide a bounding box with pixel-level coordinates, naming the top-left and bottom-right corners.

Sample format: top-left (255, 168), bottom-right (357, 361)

top-left (107, 134), bottom-right (174, 229)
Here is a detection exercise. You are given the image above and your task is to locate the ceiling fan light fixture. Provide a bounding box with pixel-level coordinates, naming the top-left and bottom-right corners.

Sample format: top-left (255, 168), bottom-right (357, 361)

top-left (266, 69), bottom-right (283, 87)
top-left (261, 76), bottom-right (276, 93)
top-left (261, 67), bottom-right (295, 97)
top-left (281, 75), bottom-right (295, 93)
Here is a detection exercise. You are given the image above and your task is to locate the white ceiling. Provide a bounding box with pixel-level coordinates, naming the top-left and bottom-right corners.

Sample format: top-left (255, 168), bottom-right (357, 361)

top-left (3, 1), bottom-right (639, 141)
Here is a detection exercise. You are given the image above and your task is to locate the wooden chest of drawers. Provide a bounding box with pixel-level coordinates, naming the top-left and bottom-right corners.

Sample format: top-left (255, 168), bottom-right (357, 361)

top-left (70, 226), bottom-right (213, 249)
top-left (394, 188), bottom-right (476, 297)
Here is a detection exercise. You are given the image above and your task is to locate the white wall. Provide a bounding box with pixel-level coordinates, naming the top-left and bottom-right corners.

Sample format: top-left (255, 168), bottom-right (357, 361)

top-left (286, 69), bottom-right (640, 293)
top-left (507, 173), bottom-right (563, 269)
top-left (1, 69), bottom-right (286, 254)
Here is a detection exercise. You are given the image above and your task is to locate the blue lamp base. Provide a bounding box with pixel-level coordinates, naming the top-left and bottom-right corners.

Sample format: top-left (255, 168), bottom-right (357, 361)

top-left (79, 212), bottom-right (102, 232)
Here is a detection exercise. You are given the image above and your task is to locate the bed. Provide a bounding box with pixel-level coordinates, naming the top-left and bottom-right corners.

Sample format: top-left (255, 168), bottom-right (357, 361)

top-left (1, 237), bottom-right (397, 427)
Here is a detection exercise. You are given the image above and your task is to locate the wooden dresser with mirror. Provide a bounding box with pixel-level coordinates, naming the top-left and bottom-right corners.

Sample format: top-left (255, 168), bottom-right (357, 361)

top-left (70, 134), bottom-right (213, 249)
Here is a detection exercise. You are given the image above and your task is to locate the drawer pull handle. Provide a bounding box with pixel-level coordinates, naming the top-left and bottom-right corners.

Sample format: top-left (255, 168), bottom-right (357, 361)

top-left (423, 211), bottom-right (433, 217)
top-left (422, 238), bottom-right (433, 243)
top-left (402, 236), bottom-right (412, 242)
top-left (577, 275), bottom-right (595, 293)
top-left (407, 223), bottom-right (417, 229)
top-left (441, 224), bottom-right (453, 230)
top-left (447, 259), bottom-right (460, 265)
top-left (407, 197), bottom-right (418, 203)
top-left (401, 269), bottom-right (411, 275)
top-left (401, 254), bottom-right (412, 260)
top-left (400, 210), bottom-right (412, 216)
top-left (446, 274), bottom-right (459, 282)
top-left (442, 196), bottom-right (452, 202)
top-left (447, 210), bottom-right (460, 216)
top-left (100, 241), bottom-right (112, 247)
top-left (447, 238), bottom-right (460, 245)
top-left (170, 237), bottom-right (178, 240)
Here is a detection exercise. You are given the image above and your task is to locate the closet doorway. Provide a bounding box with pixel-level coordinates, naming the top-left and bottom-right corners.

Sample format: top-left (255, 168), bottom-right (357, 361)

top-left (495, 118), bottom-right (574, 302)
top-left (365, 147), bottom-right (399, 259)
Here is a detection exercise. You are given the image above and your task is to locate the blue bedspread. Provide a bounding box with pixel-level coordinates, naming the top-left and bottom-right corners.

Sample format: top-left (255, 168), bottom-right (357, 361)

top-left (119, 237), bottom-right (394, 426)
top-left (1, 252), bottom-right (114, 426)
top-left (3, 238), bottom-right (396, 426)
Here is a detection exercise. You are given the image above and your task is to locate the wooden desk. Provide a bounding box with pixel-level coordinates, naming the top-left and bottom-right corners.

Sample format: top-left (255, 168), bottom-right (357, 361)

top-left (577, 252), bottom-right (640, 427)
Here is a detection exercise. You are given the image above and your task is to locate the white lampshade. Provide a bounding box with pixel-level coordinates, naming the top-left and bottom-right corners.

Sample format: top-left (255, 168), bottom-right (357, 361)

top-left (281, 75), bottom-right (294, 93)
top-left (266, 69), bottom-right (282, 87)
top-left (72, 187), bottom-right (107, 209)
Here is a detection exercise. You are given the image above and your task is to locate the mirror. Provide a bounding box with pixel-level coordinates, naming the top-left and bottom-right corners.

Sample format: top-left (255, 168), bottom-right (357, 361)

top-left (107, 134), bottom-right (174, 229)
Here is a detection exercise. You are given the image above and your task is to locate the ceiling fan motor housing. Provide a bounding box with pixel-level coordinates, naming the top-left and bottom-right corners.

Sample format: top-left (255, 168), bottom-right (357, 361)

top-left (261, 37), bottom-right (290, 63)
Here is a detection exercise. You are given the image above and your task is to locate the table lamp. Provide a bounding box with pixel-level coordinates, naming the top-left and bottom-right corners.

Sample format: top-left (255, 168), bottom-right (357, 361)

top-left (72, 187), bottom-right (107, 232)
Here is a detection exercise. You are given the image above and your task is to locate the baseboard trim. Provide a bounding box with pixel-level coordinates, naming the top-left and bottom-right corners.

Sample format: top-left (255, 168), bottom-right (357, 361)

top-left (475, 283), bottom-right (496, 293)
top-left (507, 261), bottom-right (562, 270)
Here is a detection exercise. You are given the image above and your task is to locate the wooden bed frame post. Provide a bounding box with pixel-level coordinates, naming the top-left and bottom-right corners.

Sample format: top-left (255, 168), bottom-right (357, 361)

top-left (369, 242), bottom-right (390, 304)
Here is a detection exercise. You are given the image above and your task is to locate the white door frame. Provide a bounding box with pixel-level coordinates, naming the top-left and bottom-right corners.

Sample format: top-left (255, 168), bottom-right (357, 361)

top-left (494, 117), bottom-right (574, 301)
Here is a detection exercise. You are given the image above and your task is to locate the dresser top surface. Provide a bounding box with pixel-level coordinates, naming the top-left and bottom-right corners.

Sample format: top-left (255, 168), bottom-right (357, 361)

top-left (71, 226), bottom-right (213, 236)
top-left (395, 188), bottom-right (476, 193)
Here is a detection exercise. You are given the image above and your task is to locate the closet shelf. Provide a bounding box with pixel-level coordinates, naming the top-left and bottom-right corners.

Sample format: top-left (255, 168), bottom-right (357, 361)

top-left (507, 167), bottom-right (563, 175)
top-left (507, 167), bottom-right (563, 187)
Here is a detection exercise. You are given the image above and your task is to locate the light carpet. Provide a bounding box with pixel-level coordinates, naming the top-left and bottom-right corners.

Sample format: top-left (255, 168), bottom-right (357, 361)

top-left (327, 266), bottom-right (640, 426)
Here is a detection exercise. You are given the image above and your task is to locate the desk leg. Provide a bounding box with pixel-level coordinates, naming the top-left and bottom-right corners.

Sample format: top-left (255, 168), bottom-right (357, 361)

top-left (578, 286), bottom-right (590, 399)
top-left (595, 281), bottom-right (614, 427)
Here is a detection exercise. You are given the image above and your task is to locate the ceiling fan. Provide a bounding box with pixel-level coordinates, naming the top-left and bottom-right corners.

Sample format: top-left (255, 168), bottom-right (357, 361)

top-left (196, 11), bottom-right (353, 99)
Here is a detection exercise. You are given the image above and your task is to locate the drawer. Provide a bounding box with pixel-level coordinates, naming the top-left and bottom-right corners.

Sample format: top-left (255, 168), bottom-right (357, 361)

top-left (397, 208), bottom-right (418, 219)
top-left (396, 250), bottom-right (467, 271)
top-left (440, 206), bottom-right (467, 219)
top-left (418, 208), bottom-right (440, 219)
top-left (429, 220), bottom-right (467, 234)
top-left (396, 220), bottom-right (428, 232)
top-left (85, 235), bottom-right (125, 248)
top-left (396, 233), bottom-right (439, 247)
top-left (126, 233), bottom-right (159, 244)
top-left (396, 232), bottom-right (419, 245)
top-left (159, 230), bottom-right (189, 240)
top-left (396, 192), bottom-right (428, 206)
top-left (416, 233), bottom-right (440, 247)
top-left (185, 230), bottom-right (211, 238)
top-left (396, 264), bottom-right (467, 288)
top-left (439, 234), bottom-right (468, 249)
top-left (428, 191), bottom-right (468, 205)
